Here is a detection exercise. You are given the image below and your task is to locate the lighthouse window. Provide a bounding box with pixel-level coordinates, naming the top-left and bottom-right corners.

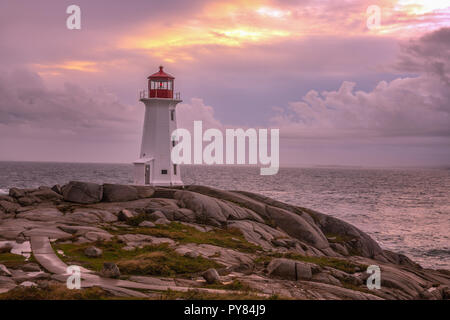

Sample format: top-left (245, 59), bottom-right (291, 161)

top-left (171, 110), bottom-right (175, 121)
top-left (161, 170), bottom-right (168, 175)
top-left (172, 140), bottom-right (176, 147)
top-left (173, 164), bottom-right (177, 175)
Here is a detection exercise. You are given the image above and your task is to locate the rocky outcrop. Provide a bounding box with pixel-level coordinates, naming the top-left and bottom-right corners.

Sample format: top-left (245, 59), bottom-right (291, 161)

top-left (84, 246), bottom-right (103, 258)
top-left (267, 258), bottom-right (314, 281)
top-left (202, 268), bottom-right (221, 284)
top-left (1, 182), bottom-right (449, 300)
top-left (102, 263), bottom-right (121, 278)
top-left (62, 181), bottom-right (103, 204)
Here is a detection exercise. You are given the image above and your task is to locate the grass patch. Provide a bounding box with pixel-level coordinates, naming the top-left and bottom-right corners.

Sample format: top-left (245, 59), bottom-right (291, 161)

top-left (0, 284), bottom-right (113, 300)
top-left (117, 250), bottom-right (221, 277)
top-left (156, 288), bottom-right (268, 300)
top-left (203, 280), bottom-right (252, 291)
top-left (54, 240), bottom-right (222, 277)
top-left (255, 252), bottom-right (367, 274)
top-left (0, 252), bottom-right (26, 268)
top-left (126, 212), bottom-right (155, 226)
top-left (106, 222), bottom-right (261, 254)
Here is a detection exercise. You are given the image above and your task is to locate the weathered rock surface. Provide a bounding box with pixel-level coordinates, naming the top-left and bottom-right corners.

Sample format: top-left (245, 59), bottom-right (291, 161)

top-left (138, 221), bottom-right (155, 228)
top-left (62, 181), bottom-right (103, 204)
top-left (102, 262), bottom-right (121, 278)
top-left (0, 200), bottom-right (20, 213)
top-left (84, 246), bottom-right (103, 258)
top-left (202, 268), bottom-right (221, 284)
top-left (0, 264), bottom-right (12, 277)
top-left (267, 258), bottom-right (314, 281)
top-left (0, 182), bottom-right (448, 300)
top-left (103, 184), bottom-right (139, 202)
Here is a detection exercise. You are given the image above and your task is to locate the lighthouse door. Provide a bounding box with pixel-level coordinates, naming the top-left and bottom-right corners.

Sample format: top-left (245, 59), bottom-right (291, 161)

top-left (145, 164), bottom-right (150, 185)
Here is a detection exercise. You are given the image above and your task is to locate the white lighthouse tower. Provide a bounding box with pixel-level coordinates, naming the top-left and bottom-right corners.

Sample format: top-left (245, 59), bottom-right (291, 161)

top-left (133, 66), bottom-right (183, 186)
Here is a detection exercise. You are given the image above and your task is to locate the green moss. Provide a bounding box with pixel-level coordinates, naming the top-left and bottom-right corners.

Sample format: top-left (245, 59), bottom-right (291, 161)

top-left (156, 288), bottom-right (267, 300)
top-left (0, 284), bottom-right (113, 300)
top-left (257, 252), bottom-right (367, 274)
top-left (0, 252), bottom-right (26, 267)
top-left (126, 212), bottom-right (155, 226)
top-left (117, 250), bottom-right (221, 277)
top-left (54, 240), bottom-right (222, 277)
top-left (106, 222), bottom-right (261, 254)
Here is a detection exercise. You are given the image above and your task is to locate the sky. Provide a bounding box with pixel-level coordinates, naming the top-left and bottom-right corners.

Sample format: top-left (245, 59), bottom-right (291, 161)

top-left (0, 0), bottom-right (449, 167)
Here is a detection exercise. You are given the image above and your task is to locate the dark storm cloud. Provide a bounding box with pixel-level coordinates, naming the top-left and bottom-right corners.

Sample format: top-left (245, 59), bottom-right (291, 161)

top-left (395, 27), bottom-right (450, 84)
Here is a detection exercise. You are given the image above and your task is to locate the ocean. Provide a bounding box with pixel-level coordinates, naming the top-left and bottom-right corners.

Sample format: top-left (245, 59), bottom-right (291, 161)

top-left (0, 161), bottom-right (449, 270)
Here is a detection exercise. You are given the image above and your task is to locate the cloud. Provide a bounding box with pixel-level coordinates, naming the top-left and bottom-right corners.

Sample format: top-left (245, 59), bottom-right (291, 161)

top-left (394, 27), bottom-right (450, 84)
top-left (270, 28), bottom-right (450, 141)
top-left (177, 98), bottom-right (224, 132)
top-left (0, 69), bottom-right (140, 142)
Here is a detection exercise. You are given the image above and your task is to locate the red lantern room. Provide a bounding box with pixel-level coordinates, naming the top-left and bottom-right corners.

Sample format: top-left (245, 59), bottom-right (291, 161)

top-left (148, 66), bottom-right (175, 99)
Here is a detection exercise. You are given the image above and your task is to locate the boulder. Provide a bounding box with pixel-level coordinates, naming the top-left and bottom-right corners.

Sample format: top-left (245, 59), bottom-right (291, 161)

top-left (17, 196), bottom-right (41, 206)
top-left (29, 189), bottom-right (63, 201)
top-left (267, 258), bottom-right (313, 281)
top-left (202, 268), bottom-right (221, 284)
top-left (118, 209), bottom-right (134, 221)
top-left (62, 181), bottom-right (103, 204)
top-left (9, 188), bottom-right (26, 198)
top-left (84, 246), bottom-right (103, 258)
top-left (138, 221), bottom-right (155, 228)
top-left (154, 218), bottom-right (170, 225)
top-left (0, 200), bottom-right (20, 213)
top-left (51, 184), bottom-right (63, 195)
top-left (102, 262), bottom-right (121, 278)
top-left (184, 251), bottom-right (199, 258)
top-left (134, 186), bottom-right (155, 199)
top-left (149, 211), bottom-right (166, 220)
top-left (102, 184), bottom-right (139, 202)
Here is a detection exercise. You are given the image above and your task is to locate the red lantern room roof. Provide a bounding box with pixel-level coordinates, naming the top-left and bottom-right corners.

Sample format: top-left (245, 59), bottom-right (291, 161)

top-left (148, 66), bottom-right (175, 80)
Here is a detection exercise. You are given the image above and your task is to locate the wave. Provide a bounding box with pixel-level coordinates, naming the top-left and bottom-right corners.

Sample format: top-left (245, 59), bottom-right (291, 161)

top-left (0, 188), bottom-right (9, 195)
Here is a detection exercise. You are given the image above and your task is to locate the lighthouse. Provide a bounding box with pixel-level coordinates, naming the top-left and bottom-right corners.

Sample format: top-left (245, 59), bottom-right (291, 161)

top-left (133, 66), bottom-right (183, 186)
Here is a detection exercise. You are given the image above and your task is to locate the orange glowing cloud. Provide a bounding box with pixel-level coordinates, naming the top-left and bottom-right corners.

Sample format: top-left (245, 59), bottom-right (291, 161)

top-left (117, 0), bottom-right (449, 63)
top-left (34, 61), bottom-right (100, 73)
